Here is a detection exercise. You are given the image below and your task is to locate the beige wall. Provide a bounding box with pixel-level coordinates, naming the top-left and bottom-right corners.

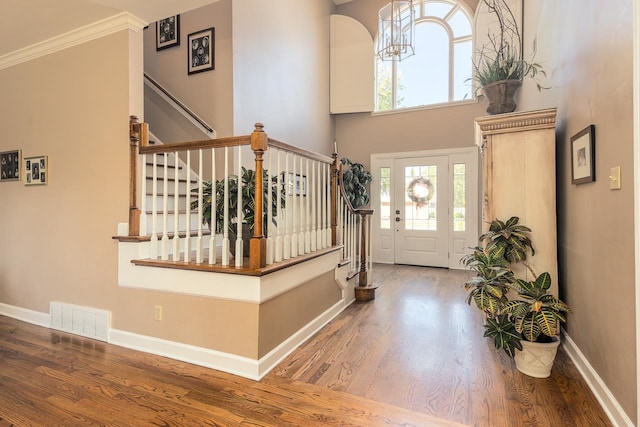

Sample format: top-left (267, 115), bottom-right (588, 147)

top-left (143, 0), bottom-right (234, 138)
top-left (517, 0), bottom-right (636, 419)
top-left (0, 32), bottom-right (131, 314)
top-left (232, 0), bottom-right (335, 153)
top-left (259, 271), bottom-right (341, 358)
top-left (334, 0), bottom-right (486, 170)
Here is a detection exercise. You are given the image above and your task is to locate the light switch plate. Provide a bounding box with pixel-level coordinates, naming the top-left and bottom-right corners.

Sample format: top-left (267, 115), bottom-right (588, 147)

top-left (609, 166), bottom-right (621, 190)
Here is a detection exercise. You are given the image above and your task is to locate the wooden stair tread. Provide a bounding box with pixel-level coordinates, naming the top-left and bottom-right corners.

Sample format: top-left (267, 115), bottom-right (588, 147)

top-left (145, 177), bottom-right (198, 184)
top-left (113, 230), bottom-right (212, 242)
top-left (130, 246), bottom-right (342, 277)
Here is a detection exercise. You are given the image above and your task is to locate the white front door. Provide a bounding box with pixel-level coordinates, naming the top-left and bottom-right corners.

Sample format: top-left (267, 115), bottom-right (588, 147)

top-left (393, 156), bottom-right (449, 267)
top-left (371, 148), bottom-right (479, 269)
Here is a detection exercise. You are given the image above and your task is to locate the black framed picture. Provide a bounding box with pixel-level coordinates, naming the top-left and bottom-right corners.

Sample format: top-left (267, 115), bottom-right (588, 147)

top-left (188, 27), bottom-right (215, 75)
top-left (156, 15), bottom-right (180, 51)
top-left (24, 155), bottom-right (48, 186)
top-left (571, 125), bottom-right (595, 185)
top-left (0, 149), bottom-right (21, 182)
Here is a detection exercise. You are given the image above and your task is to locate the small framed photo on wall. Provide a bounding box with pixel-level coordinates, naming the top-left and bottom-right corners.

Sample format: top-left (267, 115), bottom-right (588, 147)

top-left (24, 155), bottom-right (48, 186)
top-left (571, 125), bottom-right (595, 185)
top-left (156, 15), bottom-right (180, 50)
top-left (0, 149), bottom-right (21, 182)
top-left (188, 27), bottom-right (215, 75)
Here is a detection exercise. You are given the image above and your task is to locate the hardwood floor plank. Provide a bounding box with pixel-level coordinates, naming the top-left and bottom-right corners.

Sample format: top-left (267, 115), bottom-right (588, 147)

top-left (0, 265), bottom-right (613, 426)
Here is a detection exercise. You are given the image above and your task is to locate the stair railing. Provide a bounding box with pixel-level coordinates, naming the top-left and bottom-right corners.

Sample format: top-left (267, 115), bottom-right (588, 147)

top-left (337, 164), bottom-right (374, 286)
top-left (144, 73), bottom-right (216, 138)
top-left (128, 117), bottom-right (341, 271)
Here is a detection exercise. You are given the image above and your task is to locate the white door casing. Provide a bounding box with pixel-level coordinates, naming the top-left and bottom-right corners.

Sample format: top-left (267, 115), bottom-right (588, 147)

top-left (371, 148), bottom-right (479, 269)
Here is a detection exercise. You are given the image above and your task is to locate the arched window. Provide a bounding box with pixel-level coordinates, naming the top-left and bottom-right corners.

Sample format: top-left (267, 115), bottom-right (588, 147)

top-left (376, 0), bottom-right (473, 111)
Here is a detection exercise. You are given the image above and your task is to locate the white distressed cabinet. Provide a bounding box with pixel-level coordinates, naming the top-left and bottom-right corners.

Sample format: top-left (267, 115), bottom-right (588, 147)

top-left (475, 108), bottom-right (558, 296)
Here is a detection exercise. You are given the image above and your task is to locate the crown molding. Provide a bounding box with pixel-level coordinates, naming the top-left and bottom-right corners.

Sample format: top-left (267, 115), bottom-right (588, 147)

top-left (475, 107), bottom-right (558, 135)
top-left (0, 12), bottom-right (147, 71)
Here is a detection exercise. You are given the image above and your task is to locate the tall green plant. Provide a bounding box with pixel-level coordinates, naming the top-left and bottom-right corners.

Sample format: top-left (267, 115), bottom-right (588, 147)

top-left (462, 216), bottom-right (570, 358)
top-left (192, 167), bottom-right (286, 234)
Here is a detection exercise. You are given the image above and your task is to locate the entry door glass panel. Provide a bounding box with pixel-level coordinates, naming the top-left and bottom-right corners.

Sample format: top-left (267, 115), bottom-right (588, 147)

top-left (394, 156), bottom-right (448, 267)
top-left (403, 164), bottom-right (438, 231)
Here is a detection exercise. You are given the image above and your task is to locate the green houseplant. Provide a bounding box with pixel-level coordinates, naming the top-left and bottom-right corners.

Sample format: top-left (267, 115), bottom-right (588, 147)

top-left (192, 167), bottom-right (286, 239)
top-left (462, 217), bottom-right (570, 377)
top-left (472, 0), bottom-right (546, 114)
top-left (340, 158), bottom-right (372, 209)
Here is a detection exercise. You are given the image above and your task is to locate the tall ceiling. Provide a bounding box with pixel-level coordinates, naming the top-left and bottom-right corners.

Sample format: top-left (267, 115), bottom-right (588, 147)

top-left (0, 0), bottom-right (353, 59)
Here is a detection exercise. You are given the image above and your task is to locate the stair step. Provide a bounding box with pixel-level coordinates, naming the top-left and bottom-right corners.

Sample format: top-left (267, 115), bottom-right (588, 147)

top-left (146, 177), bottom-right (198, 184)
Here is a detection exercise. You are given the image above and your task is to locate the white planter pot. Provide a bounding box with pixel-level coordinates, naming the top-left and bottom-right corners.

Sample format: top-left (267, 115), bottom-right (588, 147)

top-left (514, 337), bottom-right (560, 378)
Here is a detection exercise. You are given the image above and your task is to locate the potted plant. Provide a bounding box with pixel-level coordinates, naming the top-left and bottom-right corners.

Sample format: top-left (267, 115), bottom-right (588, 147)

top-left (340, 158), bottom-right (373, 209)
top-left (471, 0), bottom-right (547, 114)
top-left (192, 167), bottom-right (286, 254)
top-left (462, 217), bottom-right (570, 378)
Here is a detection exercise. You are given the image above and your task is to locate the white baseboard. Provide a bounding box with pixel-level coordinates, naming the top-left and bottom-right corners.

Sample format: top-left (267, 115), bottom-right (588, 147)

top-left (110, 298), bottom-right (348, 380)
top-left (562, 331), bottom-right (635, 426)
top-left (0, 303), bottom-right (50, 327)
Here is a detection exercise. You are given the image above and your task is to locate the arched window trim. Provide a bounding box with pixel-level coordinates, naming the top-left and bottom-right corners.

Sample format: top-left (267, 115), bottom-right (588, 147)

top-left (374, 0), bottom-right (475, 113)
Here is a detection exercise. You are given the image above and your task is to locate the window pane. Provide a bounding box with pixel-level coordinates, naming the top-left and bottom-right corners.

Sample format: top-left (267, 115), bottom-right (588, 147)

top-left (376, 59), bottom-right (394, 111)
top-left (380, 167), bottom-right (391, 229)
top-left (424, 1), bottom-right (453, 19)
top-left (396, 22), bottom-right (449, 107)
top-left (453, 40), bottom-right (472, 100)
top-left (453, 163), bottom-right (465, 232)
top-left (404, 165), bottom-right (437, 231)
top-left (448, 10), bottom-right (472, 37)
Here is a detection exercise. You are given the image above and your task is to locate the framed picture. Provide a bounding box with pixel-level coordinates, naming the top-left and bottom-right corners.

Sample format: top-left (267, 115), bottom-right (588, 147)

top-left (156, 15), bottom-right (180, 50)
top-left (287, 173), bottom-right (307, 196)
top-left (571, 125), bottom-right (595, 185)
top-left (188, 27), bottom-right (215, 75)
top-left (24, 155), bottom-right (48, 186)
top-left (0, 149), bottom-right (21, 182)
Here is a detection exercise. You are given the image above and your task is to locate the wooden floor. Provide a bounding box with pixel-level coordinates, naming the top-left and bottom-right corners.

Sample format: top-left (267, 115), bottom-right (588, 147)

top-left (0, 264), bottom-right (612, 426)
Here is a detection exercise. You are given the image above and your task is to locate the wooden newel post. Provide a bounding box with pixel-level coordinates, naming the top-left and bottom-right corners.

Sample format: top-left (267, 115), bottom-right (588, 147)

top-left (250, 123), bottom-right (268, 269)
top-left (358, 212), bottom-right (368, 286)
top-left (331, 153), bottom-right (339, 246)
top-left (128, 115), bottom-right (148, 237)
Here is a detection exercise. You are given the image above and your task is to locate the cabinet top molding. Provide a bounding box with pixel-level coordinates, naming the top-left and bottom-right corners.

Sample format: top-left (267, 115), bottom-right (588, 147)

top-left (475, 108), bottom-right (557, 137)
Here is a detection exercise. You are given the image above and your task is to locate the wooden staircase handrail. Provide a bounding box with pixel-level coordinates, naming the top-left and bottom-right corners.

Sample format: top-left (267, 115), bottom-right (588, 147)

top-left (128, 119), bottom-right (336, 270)
top-left (144, 73), bottom-right (215, 134)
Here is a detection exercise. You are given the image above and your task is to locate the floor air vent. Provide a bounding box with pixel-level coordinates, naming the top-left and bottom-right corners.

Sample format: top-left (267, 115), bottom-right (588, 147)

top-left (50, 302), bottom-right (110, 342)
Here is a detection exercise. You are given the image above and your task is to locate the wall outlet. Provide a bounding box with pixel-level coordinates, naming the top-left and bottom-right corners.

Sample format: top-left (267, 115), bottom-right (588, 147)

top-left (154, 305), bottom-right (163, 321)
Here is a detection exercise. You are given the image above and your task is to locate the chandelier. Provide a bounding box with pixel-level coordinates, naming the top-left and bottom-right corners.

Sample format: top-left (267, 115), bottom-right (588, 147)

top-left (377, 0), bottom-right (416, 61)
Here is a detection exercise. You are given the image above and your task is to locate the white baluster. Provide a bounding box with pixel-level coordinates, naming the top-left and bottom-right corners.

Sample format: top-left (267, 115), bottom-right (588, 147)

top-left (150, 154), bottom-right (158, 259)
top-left (368, 214), bottom-right (373, 286)
top-left (275, 149), bottom-right (283, 263)
top-left (326, 163), bottom-right (331, 247)
top-left (310, 160), bottom-right (317, 252)
top-left (298, 155), bottom-right (305, 255)
top-left (208, 148), bottom-right (217, 265)
top-left (283, 152), bottom-right (291, 260)
top-left (172, 151), bottom-right (181, 261)
top-left (161, 153), bottom-right (169, 260)
top-left (184, 151), bottom-right (192, 262)
top-left (235, 146), bottom-right (243, 267)
top-left (196, 149), bottom-right (204, 263)
top-left (140, 153), bottom-right (148, 236)
top-left (316, 161), bottom-right (323, 250)
top-left (305, 158), bottom-right (311, 253)
top-left (222, 146), bottom-right (230, 266)
top-left (266, 149), bottom-right (274, 265)
top-left (291, 154), bottom-right (298, 258)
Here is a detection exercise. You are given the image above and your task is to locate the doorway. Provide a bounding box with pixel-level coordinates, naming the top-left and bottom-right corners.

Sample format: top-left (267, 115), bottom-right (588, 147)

top-left (371, 148), bottom-right (479, 269)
